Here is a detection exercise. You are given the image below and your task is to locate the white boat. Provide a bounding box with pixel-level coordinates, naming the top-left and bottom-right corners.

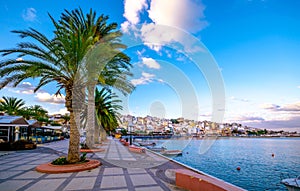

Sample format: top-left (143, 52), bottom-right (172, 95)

top-left (146, 146), bottom-right (166, 152)
top-left (160, 149), bottom-right (182, 156)
top-left (281, 175), bottom-right (300, 191)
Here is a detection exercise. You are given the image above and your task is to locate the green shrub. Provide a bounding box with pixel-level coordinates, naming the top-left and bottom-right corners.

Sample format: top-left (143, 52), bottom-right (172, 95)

top-left (51, 157), bottom-right (68, 165)
top-left (80, 152), bottom-right (87, 162)
top-left (51, 153), bottom-right (88, 165)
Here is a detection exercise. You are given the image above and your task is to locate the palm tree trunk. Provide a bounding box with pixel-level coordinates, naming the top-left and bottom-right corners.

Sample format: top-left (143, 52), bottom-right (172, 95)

top-left (86, 84), bottom-right (95, 148)
top-left (100, 125), bottom-right (107, 142)
top-left (67, 111), bottom-right (80, 163)
top-left (65, 89), bottom-right (80, 163)
top-left (94, 117), bottom-right (100, 144)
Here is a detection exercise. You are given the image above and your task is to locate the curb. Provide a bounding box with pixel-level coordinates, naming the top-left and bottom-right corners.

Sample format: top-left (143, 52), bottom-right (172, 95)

top-left (36, 159), bottom-right (101, 174)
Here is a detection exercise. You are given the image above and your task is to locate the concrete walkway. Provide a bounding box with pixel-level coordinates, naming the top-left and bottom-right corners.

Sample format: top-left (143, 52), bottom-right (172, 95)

top-left (0, 138), bottom-right (186, 191)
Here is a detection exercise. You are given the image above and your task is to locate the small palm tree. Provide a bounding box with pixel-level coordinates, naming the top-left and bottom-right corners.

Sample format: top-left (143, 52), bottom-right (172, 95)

top-left (28, 105), bottom-right (48, 118)
top-left (95, 88), bottom-right (122, 142)
top-left (18, 107), bottom-right (34, 120)
top-left (0, 96), bottom-right (25, 115)
top-left (61, 114), bottom-right (70, 125)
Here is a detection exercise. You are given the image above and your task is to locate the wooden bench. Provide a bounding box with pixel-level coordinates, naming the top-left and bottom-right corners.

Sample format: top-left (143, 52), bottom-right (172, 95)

top-left (175, 169), bottom-right (245, 191)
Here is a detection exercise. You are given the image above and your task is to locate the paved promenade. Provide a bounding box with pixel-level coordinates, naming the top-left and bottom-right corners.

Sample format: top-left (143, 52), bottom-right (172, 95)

top-left (0, 138), bottom-right (186, 191)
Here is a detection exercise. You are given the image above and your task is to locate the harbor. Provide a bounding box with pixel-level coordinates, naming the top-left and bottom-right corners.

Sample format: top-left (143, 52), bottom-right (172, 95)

top-left (0, 137), bottom-right (245, 191)
top-left (134, 137), bottom-right (300, 191)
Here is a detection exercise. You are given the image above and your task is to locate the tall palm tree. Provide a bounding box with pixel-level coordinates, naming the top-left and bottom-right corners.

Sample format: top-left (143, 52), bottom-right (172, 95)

top-left (0, 29), bottom-right (82, 163)
top-left (94, 88), bottom-right (122, 142)
top-left (57, 9), bottom-right (134, 147)
top-left (0, 96), bottom-right (25, 115)
top-left (0, 9), bottom-right (98, 163)
top-left (0, 8), bottom-right (133, 163)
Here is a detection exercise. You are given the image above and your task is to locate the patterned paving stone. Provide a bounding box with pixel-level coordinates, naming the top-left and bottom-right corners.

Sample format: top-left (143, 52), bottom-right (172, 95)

top-left (130, 174), bottom-right (157, 186)
top-left (45, 173), bottom-right (72, 178)
top-left (0, 138), bottom-right (191, 191)
top-left (0, 180), bottom-right (32, 191)
top-left (11, 165), bottom-right (36, 171)
top-left (127, 168), bottom-right (147, 174)
top-left (0, 171), bottom-right (23, 179)
top-left (75, 167), bottom-right (100, 177)
top-left (9, 160), bottom-right (32, 165)
top-left (24, 179), bottom-right (65, 191)
top-left (13, 171), bottom-right (44, 179)
top-left (0, 164), bottom-right (16, 171)
top-left (63, 177), bottom-right (97, 190)
top-left (100, 175), bottom-right (127, 188)
top-left (103, 168), bottom-right (124, 175)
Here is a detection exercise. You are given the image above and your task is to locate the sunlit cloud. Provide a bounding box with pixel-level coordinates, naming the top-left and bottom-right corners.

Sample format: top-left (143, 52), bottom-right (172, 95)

top-left (148, 0), bottom-right (208, 33)
top-left (261, 102), bottom-right (300, 112)
top-left (121, 0), bottom-right (148, 32)
top-left (49, 108), bottom-right (69, 115)
top-left (245, 116), bottom-right (300, 132)
top-left (35, 92), bottom-right (65, 104)
top-left (22, 8), bottom-right (37, 22)
top-left (131, 72), bottom-right (155, 86)
top-left (236, 116), bottom-right (265, 123)
top-left (141, 57), bottom-right (160, 69)
top-left (260, 103), bottom-right (280, 110)
top-left (230, 96), bottom-right (249, 102)
top-left (6, 82), bottom-right (43, 95)
top-left (121, 0), bottom-right (208, 52)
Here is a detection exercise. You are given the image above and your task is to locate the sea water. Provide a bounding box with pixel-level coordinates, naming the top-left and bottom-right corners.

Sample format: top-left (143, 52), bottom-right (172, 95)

top-left (169, 137), bottom-right (300, 190)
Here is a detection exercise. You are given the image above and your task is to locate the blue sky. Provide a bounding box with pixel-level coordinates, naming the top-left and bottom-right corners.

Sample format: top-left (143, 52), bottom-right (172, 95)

top-left (0, 0), bottom-right (299, 132)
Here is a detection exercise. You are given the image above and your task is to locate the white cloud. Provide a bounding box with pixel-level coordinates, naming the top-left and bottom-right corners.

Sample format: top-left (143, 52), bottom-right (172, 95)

top-left (121, 0), bottom-right (148, 32)
top-left (121, 21), bottom-right (131, 33)
top-left (140, 23), bottom-right (205, 53)
top-left (260, 103), bottom-right (280, 110)
top-left (148, 0), bottom-right (208, 33)
top-left (245, 116), bottom-right (300, 132)
top-left (141, 57), bottom-right (160, 69)
top-left (136, 49), bottom-right (146, 57)
top-left (35, 93), bottom-right (65, 104)
top-left (236, 116), bottom-right (265, 123)
top-left (131, 72), bottom-right (155, 86)
top-left (142, 72), bottom-right (155, 78)
top-left (49, 108), bottom-right (69, 115)
top-left (261, 102), bottom-right (300, 112)
top-left (121, 0), bottom-right (208, 52)
top-left (6, 81), bottom-right (42, 95)
top-left (165, 50), bottom-right (172, 58)
top-left (13, 90), bottom-right (34, 94)
top-left (297, 86), bottom-right (300, 89)
top-left (230, 96), bottom-right (249, 102)
top-left (157, 79), bottom-right (164, 83)
top-left (22, 8), bottom-right (37, 22)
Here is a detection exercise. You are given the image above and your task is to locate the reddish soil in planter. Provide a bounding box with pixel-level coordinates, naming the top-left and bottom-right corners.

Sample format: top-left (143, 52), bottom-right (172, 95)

top-left (36, 160), bottom-right (101, 173)
top-left (80, 148), bottom-right (105, 153)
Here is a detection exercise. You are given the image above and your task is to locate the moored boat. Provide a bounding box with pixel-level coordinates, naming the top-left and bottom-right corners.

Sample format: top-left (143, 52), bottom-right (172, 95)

top-left (160, 149), bottom-right (182, 156)
top-left (138, 142), bottom-right (156, 146)
top-left (146, 146), bottom-right (166, 152)
top-left (281, 175), bottom-right (300, 191)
